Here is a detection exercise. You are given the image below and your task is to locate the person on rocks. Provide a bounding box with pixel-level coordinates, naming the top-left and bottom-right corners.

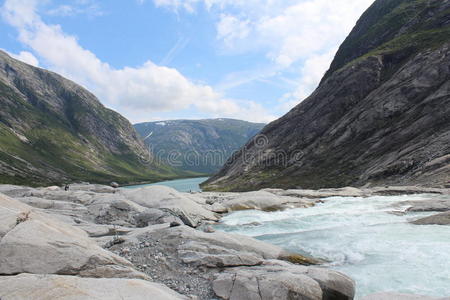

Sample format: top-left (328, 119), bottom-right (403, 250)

top-left (64, 184), bottom-right (70, 191)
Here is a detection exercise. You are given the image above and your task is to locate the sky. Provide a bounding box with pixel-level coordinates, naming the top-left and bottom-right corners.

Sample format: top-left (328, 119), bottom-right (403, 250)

top-left (0, 0), bottom-right (375, 123)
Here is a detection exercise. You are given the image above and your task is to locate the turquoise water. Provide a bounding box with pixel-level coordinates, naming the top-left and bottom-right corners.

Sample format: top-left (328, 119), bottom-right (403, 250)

top-left (124, 177), bottom-right (209, 192)
top-left (216, 194), bottom-right (450, 299)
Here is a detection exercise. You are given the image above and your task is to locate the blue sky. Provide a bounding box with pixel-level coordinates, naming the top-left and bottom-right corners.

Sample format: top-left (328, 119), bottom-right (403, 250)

top-left (1, 0), bottom-right (375, 123)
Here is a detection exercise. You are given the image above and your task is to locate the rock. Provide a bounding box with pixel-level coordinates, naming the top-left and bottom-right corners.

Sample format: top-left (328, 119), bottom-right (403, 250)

top-left (203, 225), bottom-right (215, 233)
top-left (0, 184), bottom-right (38, 198)
top-left (60, 184), bottom-right (116, 194)
top-left (17, 196), bottom-right (88, 212)
top-left (399, 198), bottom-right (450, 212)
top-left (411, 211), bottom-right (450, 225)
top-left (75, 223), bottom-right (132, 238)
top-left (211, 202), bottom-right (228, 213)
top-left (128, 225), bottom-right (317, 268)
top-left (223, 191), bottom-right (286, 211)
top-left (272, 187), bottom-right (366, 199)
top-left (305, 266), bottom-right (355, 300)
top-left (120, 186), bottom-right (218, 227)
top-left (0, 193), bottom-right (146, 279)
top-left (361, 292), bottom-right (444, 300)
top-left (87, 194), bottom-right (149, 226)
top-left (0, 273), bottom-right (186, 300)
top-left (0, 192), bottom-right (31, 239)
top-left (212, 263), bottom-right (355, 300)
top-left (134, 208), bottom-right (181, 227)
top-left (371, 186), bottom-right (448, 196)
top-left (111, 182), bottom-right (120, 188)
top-left (45, 186), bottom-right (60, 191)
top-left (215, 190), bottom-right (315, 212)
top-left (170, 221), bottom-right (182, 227)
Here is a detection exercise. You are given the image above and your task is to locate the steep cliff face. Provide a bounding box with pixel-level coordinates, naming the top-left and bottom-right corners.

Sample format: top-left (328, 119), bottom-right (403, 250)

top-left (0, 51), bottom-right (180, 186)
top-left (203, 0), bottom-right (450, 191)
top-left (134, 119), bottom-right (265, 174)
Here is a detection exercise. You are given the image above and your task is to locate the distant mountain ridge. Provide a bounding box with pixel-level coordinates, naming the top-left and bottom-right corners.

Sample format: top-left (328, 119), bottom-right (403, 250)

top-left (203, 0), bottom-right (450, 191)
top-left (0, 50), bottom-right (183, 186)
top-left (134, 119), bottom-right (265, 174)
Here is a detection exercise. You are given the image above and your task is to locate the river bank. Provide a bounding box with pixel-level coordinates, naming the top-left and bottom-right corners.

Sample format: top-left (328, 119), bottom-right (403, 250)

top-left (0, 183), bottom-right (449, 299)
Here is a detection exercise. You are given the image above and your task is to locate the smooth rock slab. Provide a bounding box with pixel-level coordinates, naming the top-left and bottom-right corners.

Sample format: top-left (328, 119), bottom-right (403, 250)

top-left (222, 191), bottom-right (314, 212)
top-left (0, 273), bottom-right (186, 300)
top-left (401, 198), bottom-right (450, 212)
top-left (0, 193), bottom-right (146, 279)
top-left (120, 185), bottom-right (218, 227)
top-left (411, 211), bottom-right (450, 225)
top-left (213, 262), bottom-right (355, 300)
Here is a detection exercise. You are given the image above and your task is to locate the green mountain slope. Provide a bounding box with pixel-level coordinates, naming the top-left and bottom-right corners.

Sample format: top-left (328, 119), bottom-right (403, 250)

top-left (0, 51), bottom-right (184, 186)
top-left (134, 119), bottom-right (265, 174)
top-left (203, 0), bottom-right (450, 191)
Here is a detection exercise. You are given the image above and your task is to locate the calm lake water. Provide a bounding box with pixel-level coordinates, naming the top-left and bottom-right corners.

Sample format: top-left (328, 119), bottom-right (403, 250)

top-left (216, 194), bottom-right (450, 299)
top-left (124, 177), bottom-right (209, 192)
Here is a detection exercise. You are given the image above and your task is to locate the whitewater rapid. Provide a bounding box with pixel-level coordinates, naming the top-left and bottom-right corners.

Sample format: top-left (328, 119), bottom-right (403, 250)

top-left (216, 194), bottom-right (450, 299)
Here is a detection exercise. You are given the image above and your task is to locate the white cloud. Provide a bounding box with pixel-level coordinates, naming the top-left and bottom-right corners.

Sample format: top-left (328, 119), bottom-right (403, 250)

top-left (212, 0), bottom-right (375, 68)
top-left (46, 1), bottom-right (103, 17)
top-left (1, 0), bottom-right (274, 123)
top-left (217, 14), bottom-right (250, 49)
top-left (6, 50), bottom-right (40, 67)
top-left (155, 0), bottom-right (375, 110)
top-left (153, 0), bottom-right (201, 13)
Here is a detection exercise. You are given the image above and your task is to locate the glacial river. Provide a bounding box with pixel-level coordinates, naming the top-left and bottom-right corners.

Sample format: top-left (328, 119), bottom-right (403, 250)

top-left (215, 194), bottom-right (450, 299)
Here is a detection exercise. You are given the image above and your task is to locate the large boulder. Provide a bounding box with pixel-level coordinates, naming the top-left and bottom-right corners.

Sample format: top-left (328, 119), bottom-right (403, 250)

top-left (120, 225), bottom-right (318, 268)
top-left (120, 186), bottom-right (218, 227)
top-left (411, 211), bottom-right (450, 225)
top-left (0, 193), bottom-right (146, 279)
top-left (0, 273), bottom-right (186, 300)
top-left (212, 261), bottom-right (355, 300)
top-left (400, 198), bottom-right (450, 212)
top-left (221, 191), bottom-right (314, 212)
top-left (0, 192), bottom-right (31, 239)
top-left (86, 193), bottom-right (148, 226)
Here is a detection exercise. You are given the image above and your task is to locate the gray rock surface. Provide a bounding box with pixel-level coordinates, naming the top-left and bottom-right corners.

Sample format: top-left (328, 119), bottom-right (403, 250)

top-left (411, 211), bottom-right (450, 225)
top-left (0, 193), bottom-right (146, 279)
top-left (120, 185), bottom-right (218, 227)
top-left (220, 190), bottom-right (314, 212)
top-left (5, 183), bottom-right (446, 299)
top-left (400, 198), bottom-right (450, 212)
top-left (0, 273), bottom-right (186, 300)
top-left (212, 262), bottom-right (355, 300)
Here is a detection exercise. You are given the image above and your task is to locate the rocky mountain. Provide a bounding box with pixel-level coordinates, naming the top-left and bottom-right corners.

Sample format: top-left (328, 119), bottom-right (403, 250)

top-left (203, 0), bottom-right (450, 191)
top-left (0, 51), bottom-right (182, 186)
top-left (134, 119), bottom-right (265, 174)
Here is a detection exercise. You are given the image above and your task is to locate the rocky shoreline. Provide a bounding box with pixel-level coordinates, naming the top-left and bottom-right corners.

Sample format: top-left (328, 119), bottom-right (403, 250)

top-left (0, 184), bottom-right (449, 300)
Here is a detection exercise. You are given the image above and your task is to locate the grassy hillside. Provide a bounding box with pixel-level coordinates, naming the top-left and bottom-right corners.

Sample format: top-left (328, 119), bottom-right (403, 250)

top-left (0, 51), bottom-right (188, 186)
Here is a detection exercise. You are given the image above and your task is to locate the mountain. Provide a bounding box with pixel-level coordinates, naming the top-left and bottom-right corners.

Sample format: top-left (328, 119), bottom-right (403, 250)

top-left (0, 51), bottom-right (183, 186)
top-left (134, 119), bottom-right (265, 174)
top-left (203, 0), bottom-right (450, 191)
